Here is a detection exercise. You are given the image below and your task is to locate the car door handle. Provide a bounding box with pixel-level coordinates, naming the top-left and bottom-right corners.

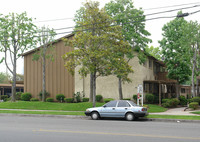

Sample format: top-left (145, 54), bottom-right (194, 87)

top-left (125, 108), bottom-right (127, 110)
top-left (112, 108), bottom-right (115, 110)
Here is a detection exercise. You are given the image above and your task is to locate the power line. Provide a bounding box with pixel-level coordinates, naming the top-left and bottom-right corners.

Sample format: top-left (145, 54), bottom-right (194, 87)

top-left (143, 2), bottom-right (200, 10)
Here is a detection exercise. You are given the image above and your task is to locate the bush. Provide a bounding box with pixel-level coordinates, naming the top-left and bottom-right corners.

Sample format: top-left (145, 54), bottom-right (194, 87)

top-left (16, 92), bottom-right (23, 100)
top-left (1, 95), bottom-right (8, 101)
top-left (30, 98), bottom-right (39, 101)
top-left (189, 102), bottom-right (199, 110)
top-left (38, 90), bottom-right (50, 100)
top-left (73, 92), bottom-right (81, 103)
top-left (162, 98), bottom-right (180, 108)
top-left (191, 97), bottom-right (200, 104)
top-left (133, 95), bottom-right (137, 102)
top-left (46, 98), bottom-right (54, 102)
top-left (123, 98), bottom-right (131, 100)
top-left (64, 98), bottom-right (74, 103)
top-left (21, 92), bottom-right (32, 101)
top-left (56, 94), bottom-right (65, 102)
top-left (145, 94), bottom-right (154, 104)
top-left (82, 98), bottom-right (89, 102)
top-left (104, 98), bottom-right (114, 103)
top-left (179, 95), bottom-right (187, 106)
top-left (96, 95), bottom-right (103, 102)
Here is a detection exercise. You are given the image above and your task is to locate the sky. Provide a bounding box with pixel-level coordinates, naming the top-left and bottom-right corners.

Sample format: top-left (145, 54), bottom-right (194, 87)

top-left (0, 0), bottom-right (200, 74)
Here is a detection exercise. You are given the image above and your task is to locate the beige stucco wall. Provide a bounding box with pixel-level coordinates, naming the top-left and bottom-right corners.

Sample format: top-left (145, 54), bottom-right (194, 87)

top-left (75, 53), bottom-right (155, 99)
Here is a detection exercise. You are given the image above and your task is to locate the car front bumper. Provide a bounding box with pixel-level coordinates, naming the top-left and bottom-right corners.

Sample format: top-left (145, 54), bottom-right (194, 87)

top-left (85, 111), bottom-right (91, 116)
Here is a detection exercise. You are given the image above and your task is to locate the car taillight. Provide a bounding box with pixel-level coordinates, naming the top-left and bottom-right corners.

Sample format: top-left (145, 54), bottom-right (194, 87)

top-left (141, 108), bottom-right (145, 111)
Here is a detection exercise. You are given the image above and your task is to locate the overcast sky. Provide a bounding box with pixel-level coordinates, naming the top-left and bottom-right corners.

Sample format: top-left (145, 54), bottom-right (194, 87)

top-left (0, 0), bottom-right (200, 74)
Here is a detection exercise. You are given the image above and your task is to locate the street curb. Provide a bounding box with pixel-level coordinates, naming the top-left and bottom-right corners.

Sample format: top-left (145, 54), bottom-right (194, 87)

top-left (0, 113), bottom-right (200, 123)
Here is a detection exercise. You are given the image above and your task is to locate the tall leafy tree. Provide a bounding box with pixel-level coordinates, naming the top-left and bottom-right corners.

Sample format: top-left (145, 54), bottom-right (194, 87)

top-left (63, 1), bottom-right (132, 107)
top-left (159, 12), bottom-right (191, 96)
top-left (144, 46), bottom-right (161, 60)
top-left (105, 0), bottom-right (151, 99)
top-left (32, 26), bottom-right (56, 101)
top-left (0, 12), bottom-right (37, 101)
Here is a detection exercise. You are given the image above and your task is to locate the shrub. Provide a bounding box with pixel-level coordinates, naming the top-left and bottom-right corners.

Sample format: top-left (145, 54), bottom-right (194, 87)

top-left (30, 98), bottom-right (39, 101)
top-left (56, 94), bottom-right (65, 102)
top-left (96, 95), bottom-right (103, 102)
top-left (16, 92), bottom-right (23, 100)
top-left (162, 98), bottom-right (180, 108)
top-left (64, 98), bottom-right (74, 103)
top-left (46, 98), bottom-right (54, 102)
top-left (1, 95), bottom-right (8, 101)
top-left (191, 97), bottom-right (200, 104)
top-left (104, 98), bottom-right (114, 103)
top-left (21, 92), bottom-right (32, 101)
top-left (82, 98), bottom-right (89, 102)
top-left (38, 90), bottom-right (50, 100)
top-left (179, 95), bottom-right (187, 106)
top-left (132, 95), bottom-right (137, 102)
top-left (123, 98), bottom-right (131, 100)
top-left (145, 94), bottom-right (154, 104)
top-left (73, 92), bottom-right (81, 103)
top-left (189, 102), bottom-right (199, 110)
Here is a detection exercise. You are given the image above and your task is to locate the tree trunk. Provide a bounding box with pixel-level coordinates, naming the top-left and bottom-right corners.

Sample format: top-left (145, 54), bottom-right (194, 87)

top-left (12, 58), bottom-right (17, 102)
top-left (92, 72), bottom-right (96, 107)
top-left (176, 83), bottom-right (179, 98)
top-left (196, 78), bottom-right (199, 97)
top-left (89, 73), bottom-right (93, 102)
top-left (118, 77), bottom-right (123, 100)
top-left (42, 54), bottom-right (46, 102)
top-left (192, 46), bottom-right (196, 97)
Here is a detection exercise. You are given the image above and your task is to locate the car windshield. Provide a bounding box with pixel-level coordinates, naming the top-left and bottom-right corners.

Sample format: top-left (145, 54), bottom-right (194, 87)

top-left (128, 101), bottom-right (137, 106)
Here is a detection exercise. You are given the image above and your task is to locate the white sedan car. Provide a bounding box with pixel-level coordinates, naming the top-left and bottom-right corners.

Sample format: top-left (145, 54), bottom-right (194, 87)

top-left (85, 100), bottom-right (148, 121)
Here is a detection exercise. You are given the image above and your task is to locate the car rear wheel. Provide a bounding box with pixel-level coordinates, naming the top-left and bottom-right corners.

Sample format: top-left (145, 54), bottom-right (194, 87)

top-left (125, 113), bottom-right (135, 121)
top-left (91, 112), bottom-right (99, 120)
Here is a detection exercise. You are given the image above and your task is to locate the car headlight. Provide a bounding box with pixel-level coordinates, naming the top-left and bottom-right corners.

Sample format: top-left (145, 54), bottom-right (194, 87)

top-left (86, 109), bottom-right (90, 112)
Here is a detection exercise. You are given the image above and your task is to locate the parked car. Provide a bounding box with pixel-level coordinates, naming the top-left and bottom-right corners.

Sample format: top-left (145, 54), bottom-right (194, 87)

top-left (85, 100), bottom-right (148, 121)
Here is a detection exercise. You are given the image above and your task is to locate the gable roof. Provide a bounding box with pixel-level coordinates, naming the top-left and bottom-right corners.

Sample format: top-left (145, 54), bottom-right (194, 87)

top-left (22, 33), bottom-right (74, 56)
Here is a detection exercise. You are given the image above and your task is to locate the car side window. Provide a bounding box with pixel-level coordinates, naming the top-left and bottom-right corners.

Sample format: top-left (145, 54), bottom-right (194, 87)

top-left (105, 101), bottom-right (117, 107)
top-left (117, 101), bottom-right (130, 107)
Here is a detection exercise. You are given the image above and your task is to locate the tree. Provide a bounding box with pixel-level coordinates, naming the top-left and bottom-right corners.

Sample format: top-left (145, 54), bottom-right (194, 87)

top-left (105, 0), bottom-right (151, 99)
top-left (32, 26), bottom-right (56, 102)
top-left (159, 12), bottom-right (191, 96)
top-left (145, 46), bottom-right (161, 60)
top-left (0, 72), bottom-right (10, 83)
top-left (63, 1), bottom-right (132, 107)
top-left (0, 12), bottom-right (37, 101)
top-left (183, 21), bottom-right (200, 97)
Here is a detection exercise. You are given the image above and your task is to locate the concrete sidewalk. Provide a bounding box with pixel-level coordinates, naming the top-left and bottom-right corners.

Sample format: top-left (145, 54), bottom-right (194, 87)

top-left (150, 107), bottom-right (200, 116)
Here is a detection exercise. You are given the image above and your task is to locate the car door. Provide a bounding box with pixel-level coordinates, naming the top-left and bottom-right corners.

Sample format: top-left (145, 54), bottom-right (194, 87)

top-left (115, 101), bottom-right (131, 117)
top-left (99, 101), bottom-right (118, 117)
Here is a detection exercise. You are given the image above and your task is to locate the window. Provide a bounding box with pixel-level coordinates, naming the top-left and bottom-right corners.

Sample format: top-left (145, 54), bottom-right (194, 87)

top-left (149, 59), bottom-right (152, 69)
top-left (181, 88), bottom-right (186, 93)
top-left (104, 101), bottom-right (117, 107)
top-left (117, 101), bottom-right (130, 107)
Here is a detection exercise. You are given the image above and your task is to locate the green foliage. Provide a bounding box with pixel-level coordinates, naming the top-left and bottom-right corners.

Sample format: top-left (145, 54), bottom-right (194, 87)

top-left (0, 72), bottom-right (10, 83)
top-left (46, 98), bottom-right (54, 102)
top-left (122, 98), bottom-right (131, 100)
top-left (30, 98), bottom-right (39, 102)
top-left (1, 95), bottom-right (8, 101)
top-left (179, 95), bottom-right (187, 106)
top-left (144, 46), bottom-right (161, 60)
top-left (56, 94), bottom-right (65, 102)
top-left (64, 98), bottom-right (74, 103)
top-left (104, 98), bottom-right (114, 103)
top-left (21, 93), bottom-right (32, 101)
top-left (145, 94), bottom-right (154, 104)
top-left (38, 90), bottom-right (50, 100)
top-left (16, 92), bottom-right (23, 100)
top-left (132, 95), bottom-right (137, 102)
top-left (73, 92), bottom-right (82, 103)
top-left (96, 95), bottom-right (103, 102)
top-left (191, 97), bottom-right (200, 104)
top-left (159, 12), bottom-right (191, 83)
top-left (82, 98), bottom-right (89, 102)
top-left (162, 98), bottom-right (180, 108)
top-left (189, 102), bottom-right (199, 110)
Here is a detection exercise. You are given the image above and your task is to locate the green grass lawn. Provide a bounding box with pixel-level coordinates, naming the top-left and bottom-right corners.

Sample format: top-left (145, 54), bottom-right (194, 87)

top-left (191, 111), bottom-right (200, 115)
top-left (147, 115), bottom-right (200, 120)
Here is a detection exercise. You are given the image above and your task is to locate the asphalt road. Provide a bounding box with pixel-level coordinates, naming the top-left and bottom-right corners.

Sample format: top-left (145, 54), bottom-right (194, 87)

top-left (0, 115), bottom-right (200, 142)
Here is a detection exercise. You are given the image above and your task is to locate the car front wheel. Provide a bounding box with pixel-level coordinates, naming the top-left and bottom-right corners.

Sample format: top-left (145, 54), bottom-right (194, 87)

top-left (91, 112), bottom-right (100, 120)
top-left (125, 113), bottom-right (135, 121)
